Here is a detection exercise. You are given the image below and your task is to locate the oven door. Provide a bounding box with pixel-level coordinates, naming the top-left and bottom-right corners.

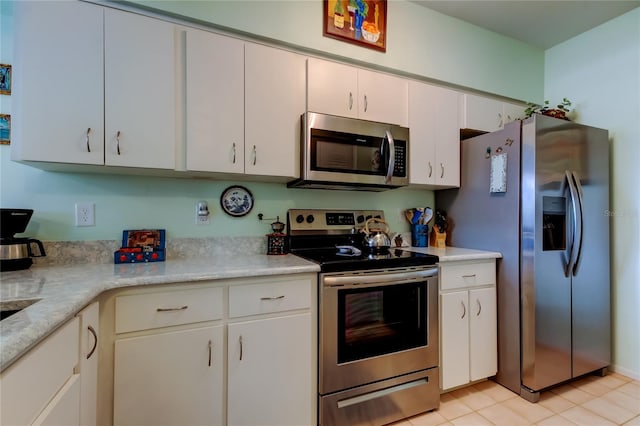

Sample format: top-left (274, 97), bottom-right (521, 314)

top-left (319, 267), bottom-right (439, 395)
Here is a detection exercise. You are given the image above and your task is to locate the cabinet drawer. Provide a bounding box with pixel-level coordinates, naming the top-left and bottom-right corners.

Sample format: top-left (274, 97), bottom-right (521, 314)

top-left (0, 317), bottom-right (79, 426)
top-left (440, 260), bottom-right (496, 290)
top-left (229, 278), bottom-right (311, 318)
top-left (115, 286), bottom-right (223, 334)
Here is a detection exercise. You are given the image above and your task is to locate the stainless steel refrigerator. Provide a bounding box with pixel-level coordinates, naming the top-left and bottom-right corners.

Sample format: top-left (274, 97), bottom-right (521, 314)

top-left (437, 115), bottom-right (610, 402)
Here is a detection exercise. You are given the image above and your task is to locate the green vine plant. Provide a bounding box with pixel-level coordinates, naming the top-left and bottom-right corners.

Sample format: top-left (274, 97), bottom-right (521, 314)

top-left (524, 98), bottom-right (573, 120)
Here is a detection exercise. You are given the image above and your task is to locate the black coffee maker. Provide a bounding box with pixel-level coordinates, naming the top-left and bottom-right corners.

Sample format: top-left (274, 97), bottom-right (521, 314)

top-left (0, 209), bottom-right (46, 271)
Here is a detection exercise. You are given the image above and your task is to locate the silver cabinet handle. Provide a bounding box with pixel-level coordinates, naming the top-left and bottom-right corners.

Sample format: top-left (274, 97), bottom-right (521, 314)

top-left (116, 130), bottom-right (121, 155)
top-left (476, 299), bottom-right (482, 316)
top-left (349, 92), bottom-right (353, 110)
top-left (461, 301), bottom-right (466, 319)
top-left (384, 130), bottom-right (395, 185)
top-left (208, 340), bottom-right (212, 367)
top-left (232, 142), bottom-right (236, 164)
top-left (239, 335), bottom-right (243, 361)
top-left (364, 94), bottom-right (368, 112)
top-left (252, 145), bottom-right (257, 166)
top-left (86, 128), bottom-right (91, 153)
top-left (440, 163), bottom-right (445, 178)
top-left (156, 305), bottom-right (188, 312)
top-left (86, 325), bottom-right (97, 360)
top-left (462, 274), bottom-right (476, 278)
top-left (498, 112), bottom-right (503, 127)
top-left (260, 295), bottom-right (285, 301)
top-left (428, 162), bottom-right (433, 178)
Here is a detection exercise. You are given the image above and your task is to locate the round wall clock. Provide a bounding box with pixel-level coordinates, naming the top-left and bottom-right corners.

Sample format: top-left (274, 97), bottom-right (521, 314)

top-left (220, 185), bottom-right (254, 217)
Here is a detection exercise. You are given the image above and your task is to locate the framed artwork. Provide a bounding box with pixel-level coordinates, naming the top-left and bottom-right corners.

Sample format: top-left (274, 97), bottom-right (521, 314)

top-left (0, 64), bottom-right (11, 95)
top-left (0, 114), bottom-right (10, 145)
top-left (323, 0), bottom-right (387, 52)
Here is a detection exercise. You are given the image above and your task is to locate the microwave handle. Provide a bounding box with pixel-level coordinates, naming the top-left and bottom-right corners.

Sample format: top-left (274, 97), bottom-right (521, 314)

top-left (384, 130), bottom-right (395, 184)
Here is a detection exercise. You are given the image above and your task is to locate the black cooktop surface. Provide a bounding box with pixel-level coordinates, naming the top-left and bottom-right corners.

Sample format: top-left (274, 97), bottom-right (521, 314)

top-left (291, 247), bottom-right (439, 273)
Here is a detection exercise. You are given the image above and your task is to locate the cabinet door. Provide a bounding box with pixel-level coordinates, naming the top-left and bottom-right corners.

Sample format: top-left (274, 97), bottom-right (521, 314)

top-left (307, 57), bottom-right (359, 118)
top-left (31, 375), bottom-right (80, 426)
top-left (186, 30), bottom-right (244, 173)
top-left (12, 1), bottom-right (104, 164)
top-left (228, 313), bottom-right (312, 426)
top-left (460, 94), bottom-right (503, 132)
top-left (408, 81), bottom-right (437, 185)
top-left (434, 86), bottom-right (460, 187)
top-left (357, 69), bottom-right (409, 126)
top-left (440, 291), bottom-right (470, 390)
top-left (104, 9), bottom-right (176, 169)
top-left (245, 44), bottom-right (306, 178)
top-left (114, 325), bottom-right (224, 426)
top-left (469, 287), bottom-right (498, 381)
top-left (77, 302), bottom-right (99, 426)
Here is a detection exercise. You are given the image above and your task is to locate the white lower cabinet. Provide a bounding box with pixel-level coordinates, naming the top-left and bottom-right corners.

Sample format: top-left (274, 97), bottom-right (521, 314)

top-left (113, 325), bottom-right (224, 426)
top-left (0, 316), bottom-right (80, 425)
top-left (108, 273), bottom-right (317, 426)
top-left (439, 260), bottom-right (497, 391)
top-left (228, 314), bottom-right (312, 426)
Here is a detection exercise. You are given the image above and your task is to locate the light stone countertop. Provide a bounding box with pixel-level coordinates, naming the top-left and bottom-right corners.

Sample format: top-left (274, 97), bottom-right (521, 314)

top-left (0, 245), bottom-right (500, 372)
top-left (0, 254), bottom-right (319, 372)
top-left (403, 246), bottom-right (502, 261)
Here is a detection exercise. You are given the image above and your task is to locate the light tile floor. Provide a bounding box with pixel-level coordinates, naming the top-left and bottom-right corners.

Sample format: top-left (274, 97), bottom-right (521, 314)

top-left (390, 373), bottom-right (640, 426)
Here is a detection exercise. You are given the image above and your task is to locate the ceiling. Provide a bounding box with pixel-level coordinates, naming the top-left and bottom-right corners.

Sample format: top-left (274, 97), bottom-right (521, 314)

top-left (410, 1), bottom-right (640, 49)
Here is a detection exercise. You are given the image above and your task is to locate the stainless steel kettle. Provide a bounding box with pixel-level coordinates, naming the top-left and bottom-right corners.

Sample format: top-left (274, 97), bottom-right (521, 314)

top-left (362, 217), bottom-right (392, 251)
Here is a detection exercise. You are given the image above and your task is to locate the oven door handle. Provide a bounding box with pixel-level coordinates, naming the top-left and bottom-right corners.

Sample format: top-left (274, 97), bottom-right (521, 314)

top-left (323, 268), bottom-right (438, 287)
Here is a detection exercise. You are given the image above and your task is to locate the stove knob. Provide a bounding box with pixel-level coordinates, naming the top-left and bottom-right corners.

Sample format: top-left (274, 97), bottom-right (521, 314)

top-left (356, 215), bottom-right (365, 224)
top-left (306, 214), bottom-right (315, 224)
top-left (296, 214), bottom-right (304, 224)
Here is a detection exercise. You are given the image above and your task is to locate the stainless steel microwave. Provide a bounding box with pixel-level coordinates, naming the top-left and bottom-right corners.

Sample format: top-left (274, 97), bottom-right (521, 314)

top-left (288, 112), bottom-right (410, 191)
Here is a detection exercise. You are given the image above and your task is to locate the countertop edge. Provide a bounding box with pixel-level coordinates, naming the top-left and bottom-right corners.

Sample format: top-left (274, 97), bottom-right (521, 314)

top-left (0, 255), bottom-right (320, 372)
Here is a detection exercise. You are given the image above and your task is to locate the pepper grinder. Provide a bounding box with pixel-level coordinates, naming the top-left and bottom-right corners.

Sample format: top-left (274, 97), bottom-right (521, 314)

top-left (267, 216), bottom-right (287, 255)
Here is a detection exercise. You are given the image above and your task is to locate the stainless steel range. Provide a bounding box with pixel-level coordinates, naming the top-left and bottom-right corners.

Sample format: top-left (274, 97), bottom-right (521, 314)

top-left (287, 209), bottom-right (440, 426)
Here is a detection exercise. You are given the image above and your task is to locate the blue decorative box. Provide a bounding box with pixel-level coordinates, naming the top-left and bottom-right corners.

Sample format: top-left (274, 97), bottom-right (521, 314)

top-left (114, 229), bottom-right (166, 264)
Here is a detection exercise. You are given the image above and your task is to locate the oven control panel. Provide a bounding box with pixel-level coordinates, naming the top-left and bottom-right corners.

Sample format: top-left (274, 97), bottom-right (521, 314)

top-left (287, 209), bottom-right (385, 234)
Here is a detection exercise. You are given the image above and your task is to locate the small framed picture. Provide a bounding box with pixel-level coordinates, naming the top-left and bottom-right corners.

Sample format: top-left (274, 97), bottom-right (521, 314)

top-left (0, 64), bottom-right (11, 95)
top-left (0, 114), bottom-right (10, 145)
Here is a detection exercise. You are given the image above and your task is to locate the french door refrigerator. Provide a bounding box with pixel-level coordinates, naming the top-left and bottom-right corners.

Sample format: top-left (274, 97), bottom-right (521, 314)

top-left (437, 114), bottom-right (610, 402)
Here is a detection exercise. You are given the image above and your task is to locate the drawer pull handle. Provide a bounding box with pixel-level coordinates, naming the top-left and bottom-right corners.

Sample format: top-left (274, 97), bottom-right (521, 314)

top-left (116, 130), bottom-right (122, 155)
top-left (156, 305), bottom-right (188, 312)
top-left (208, 340), bottom-right (212, 367)
top-left (476, 299), bottom-right (482, 316)
top-left (87, 325), bottom-right (98, 360)
top-left (462, 274), bottom-right (476, 278)
top-left (260, 295), bottom-right (285, 301)
top-left (461, 301), bottom-right (466, 319)
top-left (239, 335), bottom-right (243, 361)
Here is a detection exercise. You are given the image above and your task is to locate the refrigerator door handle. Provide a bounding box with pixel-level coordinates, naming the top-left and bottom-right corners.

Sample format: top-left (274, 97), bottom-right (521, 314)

top-left (564, 170), bottom-right (581, 277)
top-left (571, 171), bottom-right (585, 276)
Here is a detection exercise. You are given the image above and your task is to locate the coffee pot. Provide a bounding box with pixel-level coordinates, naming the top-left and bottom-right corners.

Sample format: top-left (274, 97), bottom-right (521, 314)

top-left (1, 209), bottom-right (46, 271)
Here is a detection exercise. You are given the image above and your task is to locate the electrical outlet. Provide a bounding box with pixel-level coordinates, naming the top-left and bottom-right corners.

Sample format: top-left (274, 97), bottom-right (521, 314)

top-left (75, 202), bottom-right (95, 226)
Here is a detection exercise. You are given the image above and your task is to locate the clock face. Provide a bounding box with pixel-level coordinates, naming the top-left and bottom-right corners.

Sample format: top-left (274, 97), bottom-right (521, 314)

top-left (220, 185), bottom-right (254, 217)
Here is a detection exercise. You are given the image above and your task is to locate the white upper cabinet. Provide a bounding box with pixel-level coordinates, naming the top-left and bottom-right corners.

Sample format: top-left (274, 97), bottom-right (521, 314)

top-left (245, 43), bottom-right (306, 178)
top-left (459, 93), bottom-right (525, 133)
top-left (307, 58), bottom-right (359, 119)
top-left (12, 1), bottom-right (104, 165)
top-left (408, 81), bottom-right (460, 188)
top-left (104, 9), bottom-right (176, 169)
top-left (12, 3), bottom-right (177, 170)
top-left (307, 57), bottom-right (408, 126)
top-left (185, 29), bottom-right (245, 174)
